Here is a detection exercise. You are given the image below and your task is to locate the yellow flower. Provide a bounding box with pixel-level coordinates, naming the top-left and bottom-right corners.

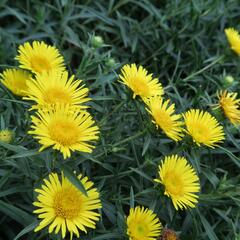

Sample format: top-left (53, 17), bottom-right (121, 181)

top-left (29, 105), bottom-right (99, 159)
top-left (24, 70), bottom-right (90, 109)
top-left (155, 155), bottom-right (200, 210)
top-left (33, 172), bottom-right (102, 239)
top-left (0, 129), bottom-right (14, 143)
top-left (15, 41), bottom-right (65, 73)
top-left (216, 90), bottom-right (240, 125)
top-left (126, 206), bottom-right (162, 240)
top-left (119, 64), bottom-right (164, 100)
top-left (183, 109), bottom-right (225, 148)
top-left (145, 96), bottom-right (184, 141)
top-left (0, 69), bottom-right (31, 96)
top-left (225, 28), bottom-right (240, 55)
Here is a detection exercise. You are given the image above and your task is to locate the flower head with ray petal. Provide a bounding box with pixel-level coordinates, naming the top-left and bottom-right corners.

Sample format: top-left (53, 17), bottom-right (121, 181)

top-left (225, 28), bottom-right (240, 55)
top-left (0, 69), bottom-right (32, 96)
top-left (155, 155), bottom-right (200, 210)
top-left (24, 70), bottom-right (90, 110)
top-left (29, 105), bottom-right (99, 159)
top-left (183, 109), bottom-right (225, 148)
top-left (216, 90), bottom-right (240, 125)
top-left (145, 96), bottom-right (184, 141)
top-left (16, 41), bottom-right (65, 73)
top-left (33, 172), bottom-right (102, 239)
top-left (127, 206), bottom-right (162, 240)
top-left (119, 64), bottom-right (164, 100)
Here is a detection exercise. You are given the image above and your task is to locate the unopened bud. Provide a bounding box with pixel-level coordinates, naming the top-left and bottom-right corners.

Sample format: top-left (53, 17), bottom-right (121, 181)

top-left (223, 75), bottom-right (234, 87)
top-left (105, 58), bottom-right (116, 68)
top-left (91, 36), bottom-right (104, 48)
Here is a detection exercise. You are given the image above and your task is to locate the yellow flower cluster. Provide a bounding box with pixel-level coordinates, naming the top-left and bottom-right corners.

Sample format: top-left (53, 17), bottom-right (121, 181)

top-left (125, 153), bottom-right (200, 240)
top-left (125, 154), bottom-right (200, 239)
top-left (0, 41), bottom-right (103, 238)
top-left (1, 26), bottom-right (238, 240)
top-left (118, 54), bottom-right (239, 239)
top-left (1, 41), bottom-right (99, 159)
top-left (217, 28), bottom-right (240, 125)
top-left (119, 63), bottom-right (225, 147)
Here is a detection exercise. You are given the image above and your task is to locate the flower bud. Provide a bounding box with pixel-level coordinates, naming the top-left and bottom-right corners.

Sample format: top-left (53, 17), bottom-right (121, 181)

top-left (91, 36), bottom-right (104, 48)
top-left (105, 58), bottom-right (116, 68)
top-left (159, 228), bottom-right (179, 240)
top-left (223, 75), bottom-right (234, 87)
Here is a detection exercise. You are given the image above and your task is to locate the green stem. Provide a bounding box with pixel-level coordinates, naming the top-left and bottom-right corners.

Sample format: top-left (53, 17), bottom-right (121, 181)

top-left (112, 129), bottom-right (147, 148)
top-left (182, 56), bottom-right (224, 82)
top-left (99, 101), bottom-right (125, 126)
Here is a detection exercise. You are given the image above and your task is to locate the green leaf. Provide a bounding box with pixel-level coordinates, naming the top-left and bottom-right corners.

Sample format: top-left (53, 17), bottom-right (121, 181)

top-left (0, 169), bottom-right (12, 189)
top-left (142, 134), bottom-right (151, 156)
top-left (6, 149), bottom-right (40, 159)
top-left (0, 186), bottom-right (27, 198)
top-left (0, 141), bottom-right (26, 153)
top-left (0, 200), bottom-right (33, 225)
top-left (5, 6), bottom-right (27, 24)
top-left (130, 186), bottom-right (134, 208)
top-left (197, 209), bottom-right (218, 240)
top-left (65, 26), bottom-right (81, 47)
top-left (129, 167), bottom-right (152, 182)
top-left (218, 146), bottom-right (240, 168)
top-left (62, 165), bottom-right (88, 197)
top-left (13, 221), bottom-right (38, 240)
top-left (92, 96), bottom-right (117, 101)
top-left (92, 232), bottom-right (124, 240)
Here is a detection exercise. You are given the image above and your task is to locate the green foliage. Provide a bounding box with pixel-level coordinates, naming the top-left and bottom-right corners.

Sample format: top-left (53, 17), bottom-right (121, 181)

top-left (0, 0), bottom-right (240, 239)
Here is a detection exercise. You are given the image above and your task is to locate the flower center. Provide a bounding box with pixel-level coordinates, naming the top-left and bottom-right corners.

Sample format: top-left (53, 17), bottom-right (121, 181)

top-left (132, 77), bottom-right (150, 97)
top-left (0, 131), bottom-right (11, 142)
top-left (48, 120), bottom-right (79, 146)
top-left (193, 124), bottom-right (210, 143)
top-left (165, 172), bottom-right (184, 197)
top-left (137, 224), bottom-right (146, 234)
top-left (131, 222), bottom-right (148, 238)
top-left (44, 88), bottom-right (71, 105)
top-left (54, 188), bottom-right (82, 219)
top-left (31, 56), bottom-right (51, 73)
top-left (155, 110), bottom-right (173, 131)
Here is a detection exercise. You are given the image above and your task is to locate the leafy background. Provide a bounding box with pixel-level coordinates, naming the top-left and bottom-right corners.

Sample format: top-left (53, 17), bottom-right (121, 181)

top-left (0, 0), bottom-right (240, 239)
